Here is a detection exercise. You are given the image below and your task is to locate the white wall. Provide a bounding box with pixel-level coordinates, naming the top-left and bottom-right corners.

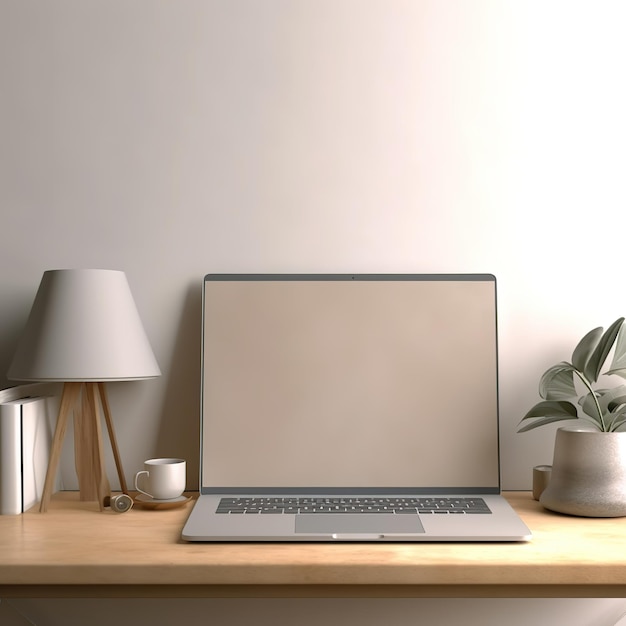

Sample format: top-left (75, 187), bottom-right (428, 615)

top-left (2, 0), bottom-right (626, 623)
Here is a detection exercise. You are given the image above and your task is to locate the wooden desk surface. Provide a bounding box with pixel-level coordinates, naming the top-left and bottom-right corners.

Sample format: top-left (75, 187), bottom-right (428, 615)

top-left (1, 491), bottom-right (625, 598)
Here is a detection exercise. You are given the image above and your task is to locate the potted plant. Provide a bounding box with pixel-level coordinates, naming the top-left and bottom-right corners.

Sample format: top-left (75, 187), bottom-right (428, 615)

top-left (519, 317), bottom-right (626, 516)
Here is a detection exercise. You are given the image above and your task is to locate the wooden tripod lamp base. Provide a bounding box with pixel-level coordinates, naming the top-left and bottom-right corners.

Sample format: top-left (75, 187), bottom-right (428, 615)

top-left (39, 382), bottom-right (129, 512)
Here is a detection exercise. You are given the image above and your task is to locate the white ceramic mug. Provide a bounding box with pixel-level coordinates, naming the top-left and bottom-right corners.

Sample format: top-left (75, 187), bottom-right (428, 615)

top-left (134, 458), bottom-right (186, 500)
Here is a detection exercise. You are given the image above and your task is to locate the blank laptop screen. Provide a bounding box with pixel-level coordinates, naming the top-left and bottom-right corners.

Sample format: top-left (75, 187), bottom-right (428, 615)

top-left (201, 275), bottom-right (499, 492)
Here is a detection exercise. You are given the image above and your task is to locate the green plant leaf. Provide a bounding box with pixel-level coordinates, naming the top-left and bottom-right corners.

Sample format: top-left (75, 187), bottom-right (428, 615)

top-left (607, 394), bottom-right (626, 413)
top-left (572, 326), bottom-right (602, 373)
top-left (518, 413), bottom-right (578, 433)
top-left (606, 411), bottom-right (626, 431)
top-left (606, 368), bottom-right (626, 381)
top-left (521, 400), bottom-right (578, 422)
top-left (606, 320), bottom-right (626, 376)
top-left (578, 387), bottom-right (626, 428)
top-left (539, 363), bottom-right (577, 400)
top-left (610, 418), bottom-right (626, 432)
top-left (585, 318), bottom-right (625, 383)
top-left (580, 390), bottom-right (604, 424)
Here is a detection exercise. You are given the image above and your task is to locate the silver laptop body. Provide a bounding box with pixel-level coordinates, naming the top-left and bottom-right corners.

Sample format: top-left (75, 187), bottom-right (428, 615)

top-left (182, 274), bottom-right (531, 542)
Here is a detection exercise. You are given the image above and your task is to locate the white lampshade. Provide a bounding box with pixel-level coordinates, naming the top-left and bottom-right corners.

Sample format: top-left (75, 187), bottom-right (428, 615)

top-left (8, 269), bottom-right (161, 382)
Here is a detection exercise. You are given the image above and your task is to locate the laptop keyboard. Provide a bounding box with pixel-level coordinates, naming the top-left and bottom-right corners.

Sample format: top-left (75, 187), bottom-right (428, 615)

top-left (216, 497), bottom-right (492, 515)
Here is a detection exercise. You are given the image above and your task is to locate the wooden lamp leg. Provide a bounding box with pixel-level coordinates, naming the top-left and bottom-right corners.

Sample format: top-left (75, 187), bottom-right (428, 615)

top-left (75, 383), bottom-right (110, 510)
top-left (98, 382), bottom-right (128, 494)
top-left (40, 383), bottom-right (81, 512)
top-left (39, 381), bottom-right (128, 512)
top-left (74, 384), bottom-right (102, 502)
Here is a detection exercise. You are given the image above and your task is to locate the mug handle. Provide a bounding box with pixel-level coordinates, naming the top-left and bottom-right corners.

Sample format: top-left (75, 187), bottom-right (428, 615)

top-left (134, 470), bottom-right (153, 498)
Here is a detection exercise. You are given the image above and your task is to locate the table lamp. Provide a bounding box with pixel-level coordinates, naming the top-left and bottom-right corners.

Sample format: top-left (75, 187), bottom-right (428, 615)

top-left (7, 269), bottom-right (161, 512)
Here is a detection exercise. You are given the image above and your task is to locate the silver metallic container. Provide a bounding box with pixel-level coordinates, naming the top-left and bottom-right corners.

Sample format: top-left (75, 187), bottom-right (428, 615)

top-left (540, 427), bottom-right (626, 517)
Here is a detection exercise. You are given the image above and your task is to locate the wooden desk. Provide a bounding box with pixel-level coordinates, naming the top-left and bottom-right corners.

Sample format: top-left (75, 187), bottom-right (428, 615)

top-left (0, 492), bottom-right (625, 599)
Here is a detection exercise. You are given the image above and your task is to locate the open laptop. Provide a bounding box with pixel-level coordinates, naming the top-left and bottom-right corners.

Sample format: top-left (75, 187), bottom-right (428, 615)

top-left (182, 274), bottom-right (531, 542)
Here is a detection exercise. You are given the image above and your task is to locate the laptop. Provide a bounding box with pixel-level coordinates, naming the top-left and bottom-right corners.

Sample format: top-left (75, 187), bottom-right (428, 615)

top-left (182, 274), bottom-right (531, 542)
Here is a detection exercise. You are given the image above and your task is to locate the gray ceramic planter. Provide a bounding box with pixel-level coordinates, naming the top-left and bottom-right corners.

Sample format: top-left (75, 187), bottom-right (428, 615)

top-left (540, 427), bottom-right (626, 517)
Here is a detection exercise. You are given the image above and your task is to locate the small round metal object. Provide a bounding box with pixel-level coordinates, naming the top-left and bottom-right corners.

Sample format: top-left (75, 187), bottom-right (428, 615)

top-left (109, 493), bottom-right (134, 513)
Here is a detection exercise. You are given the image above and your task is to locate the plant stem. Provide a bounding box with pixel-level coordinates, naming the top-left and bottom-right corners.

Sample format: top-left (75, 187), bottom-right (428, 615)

top-left (574, 370), bottom-right (606, 431)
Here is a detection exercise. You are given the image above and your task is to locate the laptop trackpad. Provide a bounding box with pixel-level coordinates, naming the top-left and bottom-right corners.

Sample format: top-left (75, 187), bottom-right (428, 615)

top-left (295, 514), bottom-right (425, 535)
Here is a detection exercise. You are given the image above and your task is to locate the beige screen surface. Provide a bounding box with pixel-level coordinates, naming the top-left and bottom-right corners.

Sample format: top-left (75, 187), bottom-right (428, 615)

top-left (202, 276), bottom-right (499, 490)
